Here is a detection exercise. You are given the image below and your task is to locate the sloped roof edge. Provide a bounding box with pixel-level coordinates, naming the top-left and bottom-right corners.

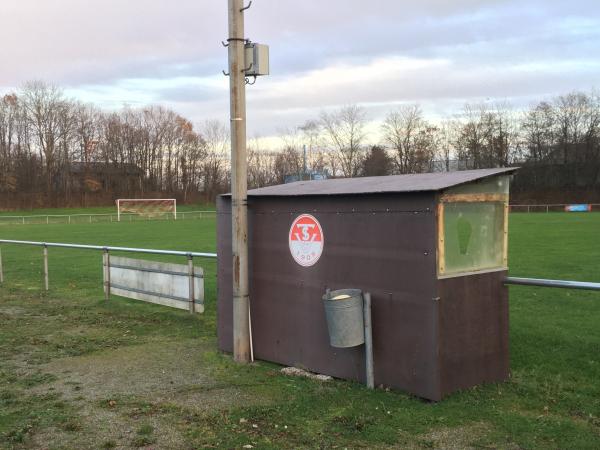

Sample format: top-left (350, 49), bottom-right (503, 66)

top-left (230, 167), bottom-right (518, 198)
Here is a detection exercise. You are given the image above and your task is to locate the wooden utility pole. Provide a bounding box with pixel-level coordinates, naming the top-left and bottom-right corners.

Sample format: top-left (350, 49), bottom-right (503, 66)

top-left (228, 0), bottom-right (251, 363)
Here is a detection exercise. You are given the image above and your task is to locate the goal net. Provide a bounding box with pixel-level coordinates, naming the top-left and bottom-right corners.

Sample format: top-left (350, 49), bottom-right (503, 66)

top-left (116, 199), bottom-right (177, 221)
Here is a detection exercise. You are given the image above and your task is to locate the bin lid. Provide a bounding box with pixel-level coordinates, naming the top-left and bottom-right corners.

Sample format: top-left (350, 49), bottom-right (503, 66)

top-left (237, 168), bottom-right (517, 197)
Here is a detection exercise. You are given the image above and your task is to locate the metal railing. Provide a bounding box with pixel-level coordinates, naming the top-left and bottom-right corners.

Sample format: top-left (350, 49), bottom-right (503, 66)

top-left (0, 210), bottom-right (216, 226)
top-left (509, 204), bottom-right (600, 213)
top-left (0, 239), bottom-right (217, 310)
top-left (505, 276), bottom-right (600, 291)
top-left (2, 239), bottom-right (598, 311)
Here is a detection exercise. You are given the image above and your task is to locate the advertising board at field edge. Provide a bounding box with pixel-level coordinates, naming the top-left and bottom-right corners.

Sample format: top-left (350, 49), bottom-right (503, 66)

top-left (564, 204), bottom-right (592, 212)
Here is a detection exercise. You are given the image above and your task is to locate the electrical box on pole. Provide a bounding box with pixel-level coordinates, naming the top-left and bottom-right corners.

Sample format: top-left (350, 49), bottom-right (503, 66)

top-left (245, 43), bottom-right (270, 76)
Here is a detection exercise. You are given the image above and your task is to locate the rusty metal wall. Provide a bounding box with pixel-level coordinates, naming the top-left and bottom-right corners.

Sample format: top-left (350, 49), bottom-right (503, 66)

top-left (436, 270), bottom-right (510, 397)
top-left (218, 193), bottom-right (449, 400)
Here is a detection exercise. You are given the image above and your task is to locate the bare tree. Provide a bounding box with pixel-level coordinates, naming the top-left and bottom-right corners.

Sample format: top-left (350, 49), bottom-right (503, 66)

top-left (200, 120), bottom-right (230, 201)
top-left (382, 105), bottom-right (437, 174)
top-left (273, 146), bottom-right (303, 183)
top-left (455, 103), bottom-right (520, 169)
top-left (247, 137), bottom-right (277, 189)
top-left (21, 81), bottom-right (69, 194)
top-left (585, 91), bottom-right (600, 162)
top-left (552, 92), bottom-right (600, 163)
top-left (320, 105), bottom-right (367, 177)
top-left (174, 117), bottom-right (206, 202)
top-left (555, 93), bottom-right (587, 164)
top-left (298, 120), bottom-right (324, 172)
top-left (436, 120), bottom-right (460, 172)
top-left (0, 94), bottom-right (20, 192)
top-left (522, 101), bottom-right (556, 162)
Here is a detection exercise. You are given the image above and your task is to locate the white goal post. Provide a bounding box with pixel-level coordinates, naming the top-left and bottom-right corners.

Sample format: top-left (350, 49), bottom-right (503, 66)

top-left (116, 199), bottom-right (177, 222)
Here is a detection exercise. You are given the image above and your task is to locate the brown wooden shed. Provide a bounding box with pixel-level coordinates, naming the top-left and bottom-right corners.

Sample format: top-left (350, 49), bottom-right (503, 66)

top-left (217, 167), bottom-right (516, 401)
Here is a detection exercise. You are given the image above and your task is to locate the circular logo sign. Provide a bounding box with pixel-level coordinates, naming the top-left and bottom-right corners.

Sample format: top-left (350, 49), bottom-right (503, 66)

top-left (289, 214), bottom-right (324, 267)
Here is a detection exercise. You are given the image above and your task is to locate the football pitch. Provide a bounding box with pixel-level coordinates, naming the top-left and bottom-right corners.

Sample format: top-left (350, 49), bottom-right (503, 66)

top-left (0, 211), bottom-right (599, 449)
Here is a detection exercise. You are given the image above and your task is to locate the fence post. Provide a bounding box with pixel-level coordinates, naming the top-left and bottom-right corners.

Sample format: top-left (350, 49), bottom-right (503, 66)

top-left (22, 217), bottom-right (25, 225)
top-left (103, 248), bottom-right (111, 301)
top-left (43, 244), bottom-right (49, 291)
top-left (0, 247), bottom-right (4, 284)
top-left (187, 254), bottom-right (195, 314)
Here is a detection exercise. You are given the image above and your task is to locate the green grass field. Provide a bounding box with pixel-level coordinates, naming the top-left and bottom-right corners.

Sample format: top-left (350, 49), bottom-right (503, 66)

top-left (1, 213), bottom-right (599, 449)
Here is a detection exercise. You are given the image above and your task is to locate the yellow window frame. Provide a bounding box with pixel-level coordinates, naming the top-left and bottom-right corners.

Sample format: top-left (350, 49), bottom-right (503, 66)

top-left (437, 193), bottom-right (509, 278)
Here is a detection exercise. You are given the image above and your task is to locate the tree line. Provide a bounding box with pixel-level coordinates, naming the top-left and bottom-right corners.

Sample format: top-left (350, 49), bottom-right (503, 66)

top-left (0, 82), bottom-right (226, 205)
top-left (239, 90), bottom-right (600, 188)
top-left (1, 81), bottom-right (599, 207)
top-left (249, 90), bottom-right (600, 183)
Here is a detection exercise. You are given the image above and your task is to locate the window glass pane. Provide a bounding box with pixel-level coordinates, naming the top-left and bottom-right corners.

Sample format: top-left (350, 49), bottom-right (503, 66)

top-left (442, 202), bottom-right (505, 275)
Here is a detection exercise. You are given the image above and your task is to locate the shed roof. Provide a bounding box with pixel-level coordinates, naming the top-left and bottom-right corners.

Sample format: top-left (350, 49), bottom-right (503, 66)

top-left (245, 167), bottom-right (517, 197)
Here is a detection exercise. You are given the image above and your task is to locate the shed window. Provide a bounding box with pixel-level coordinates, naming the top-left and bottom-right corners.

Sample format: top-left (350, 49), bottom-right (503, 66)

top-left (437, 176), bottom-right (509, 277)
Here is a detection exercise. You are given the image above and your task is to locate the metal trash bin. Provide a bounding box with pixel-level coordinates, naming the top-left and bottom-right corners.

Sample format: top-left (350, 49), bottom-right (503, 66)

top-left (323, 289), bottom-right (365, 348)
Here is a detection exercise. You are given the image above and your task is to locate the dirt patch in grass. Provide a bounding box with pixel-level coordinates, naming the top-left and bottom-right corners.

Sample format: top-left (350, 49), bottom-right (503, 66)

top-left (36, 338), bottom-right (257, 407)
top-left (0, 306), bottom-right (27, 319)
top-left (413, 422), bottom-right (514, 450)
top-left (15, 339), bottom-right (272, 449)
top-left (26, 408), bottom-right (186, 450)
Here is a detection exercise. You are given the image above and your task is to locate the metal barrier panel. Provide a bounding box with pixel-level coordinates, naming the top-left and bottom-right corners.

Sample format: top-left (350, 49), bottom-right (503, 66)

top-left (108, 256), bottom-right (205, 313)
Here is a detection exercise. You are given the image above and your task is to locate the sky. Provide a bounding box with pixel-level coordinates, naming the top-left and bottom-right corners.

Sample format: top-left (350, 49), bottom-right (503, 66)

top-left (0, 0), bottom-right (598, 139)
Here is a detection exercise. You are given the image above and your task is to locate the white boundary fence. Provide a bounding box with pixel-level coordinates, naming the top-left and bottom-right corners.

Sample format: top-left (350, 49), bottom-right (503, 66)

top-left (0, 210), bottom-right (216, 226)
top-left (509, 204), bottom-right (600, 213)
top-left (3, 205), bottom-right (598, 224)
top-left (0, 239), bottom-right (217, 314)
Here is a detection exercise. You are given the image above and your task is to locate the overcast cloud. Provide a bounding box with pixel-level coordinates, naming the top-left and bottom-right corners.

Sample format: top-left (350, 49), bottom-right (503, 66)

top-left (1, 0), bottom-right (598, 137)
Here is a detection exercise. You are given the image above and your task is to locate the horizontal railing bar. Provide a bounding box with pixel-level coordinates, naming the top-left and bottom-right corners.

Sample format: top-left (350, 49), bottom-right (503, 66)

top-left (110, 283), bottom-right (204, 304)
top-left (0, 239), bottom-right (217, 259)
top-left (505, 277), bottom-right (600, 291)
top-left (110, 263), bottom-right (204, 278)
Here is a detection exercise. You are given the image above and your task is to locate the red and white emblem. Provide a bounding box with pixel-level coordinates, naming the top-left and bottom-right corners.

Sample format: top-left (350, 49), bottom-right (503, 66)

top-left (289, 214), bottom-right (324, 267)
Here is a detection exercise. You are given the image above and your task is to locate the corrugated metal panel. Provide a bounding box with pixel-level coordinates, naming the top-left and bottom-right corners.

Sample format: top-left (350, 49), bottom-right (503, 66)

top-left (241, 168), bottom-right (517, 197)
top-left (218, 193), bottom-right (443, 400)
